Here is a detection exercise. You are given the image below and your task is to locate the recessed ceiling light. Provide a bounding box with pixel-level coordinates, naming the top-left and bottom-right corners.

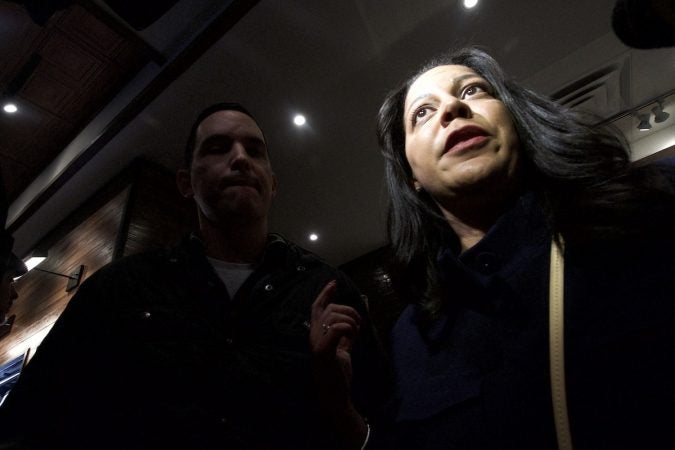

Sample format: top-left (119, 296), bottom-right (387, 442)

top-left (463, 0), bottom-right (478, 8)
top-left (293, 114), bottom-right (306, 126)
top-left (309, 233), bottom-right (318, 241)
top-left (3, 103), bottom-right (18, 114)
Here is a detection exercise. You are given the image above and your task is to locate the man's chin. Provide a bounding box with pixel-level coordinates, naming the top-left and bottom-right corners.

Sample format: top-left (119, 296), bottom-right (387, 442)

top-left (207, 203), bottom-right (268, 223)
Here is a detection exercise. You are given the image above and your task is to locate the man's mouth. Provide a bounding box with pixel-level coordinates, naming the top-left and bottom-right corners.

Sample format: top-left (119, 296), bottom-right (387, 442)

top-left (221, 177), bottom-right (258, 190)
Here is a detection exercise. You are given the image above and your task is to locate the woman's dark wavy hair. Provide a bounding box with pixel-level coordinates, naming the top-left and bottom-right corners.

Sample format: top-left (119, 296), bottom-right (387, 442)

top-left (376, 46), bottom-right (674, 315)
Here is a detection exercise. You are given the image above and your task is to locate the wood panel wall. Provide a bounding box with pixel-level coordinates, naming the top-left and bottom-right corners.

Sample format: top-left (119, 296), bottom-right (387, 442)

top-left (0, 159), bottom-right (194, 366)
top-left (120, 162), bottom-right (196, 257)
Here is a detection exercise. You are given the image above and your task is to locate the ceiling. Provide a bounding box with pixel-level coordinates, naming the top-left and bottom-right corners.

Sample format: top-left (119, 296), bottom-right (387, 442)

top-left (3, 0), bottom-right (675, 266)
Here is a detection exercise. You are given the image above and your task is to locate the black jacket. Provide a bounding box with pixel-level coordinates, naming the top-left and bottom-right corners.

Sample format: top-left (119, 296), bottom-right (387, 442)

top-left (0, 234), bottom-right (388, 450)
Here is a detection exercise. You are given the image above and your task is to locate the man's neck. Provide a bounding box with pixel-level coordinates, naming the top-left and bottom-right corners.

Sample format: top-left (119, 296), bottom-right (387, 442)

top-left (198, 216), bottom-right (268, 264)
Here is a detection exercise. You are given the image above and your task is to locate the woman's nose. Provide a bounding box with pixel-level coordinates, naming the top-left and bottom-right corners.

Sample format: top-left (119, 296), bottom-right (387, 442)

top-left (439, 97), bottom-right (471, 126)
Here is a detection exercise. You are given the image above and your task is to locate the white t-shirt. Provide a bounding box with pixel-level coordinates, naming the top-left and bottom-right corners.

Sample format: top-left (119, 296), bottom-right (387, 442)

top-left (207, 257), bottom-right (256, 298)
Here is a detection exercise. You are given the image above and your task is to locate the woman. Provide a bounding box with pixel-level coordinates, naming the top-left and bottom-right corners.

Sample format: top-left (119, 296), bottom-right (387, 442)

top-left (377, 47), bottom-right (675, 449)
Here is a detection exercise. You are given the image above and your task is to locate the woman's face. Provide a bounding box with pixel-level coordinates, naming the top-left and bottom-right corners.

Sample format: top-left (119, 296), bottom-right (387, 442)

top-left (403, 65), bottom-right (520, 205)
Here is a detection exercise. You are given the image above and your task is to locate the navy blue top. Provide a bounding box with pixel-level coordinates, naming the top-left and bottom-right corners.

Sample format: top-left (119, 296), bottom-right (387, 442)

top-left (389, 193), bottom-right (675, 450)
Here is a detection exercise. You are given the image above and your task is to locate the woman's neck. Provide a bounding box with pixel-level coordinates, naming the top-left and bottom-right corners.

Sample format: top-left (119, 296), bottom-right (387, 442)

top-left (437, 191), bottom-right (517, 253)
top-left (444, 217), bottom-right (488, 253)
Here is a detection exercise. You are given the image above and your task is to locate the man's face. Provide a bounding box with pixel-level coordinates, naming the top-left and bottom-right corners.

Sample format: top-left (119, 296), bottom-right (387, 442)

top-left (0, 271), bottom-right (19, 324)
top-left (178, 110), bottom-right (277, 224)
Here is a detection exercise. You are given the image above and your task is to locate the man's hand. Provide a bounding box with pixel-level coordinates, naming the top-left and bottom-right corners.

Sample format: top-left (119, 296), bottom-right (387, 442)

top-left (309, 280), bottom-right (368, 449)
top-left (310, 280), bottom-right (362, 395)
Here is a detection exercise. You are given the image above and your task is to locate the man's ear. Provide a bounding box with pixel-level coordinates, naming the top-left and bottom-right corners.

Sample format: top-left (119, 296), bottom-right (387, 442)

top-left (271, 173), bottom-right (278, 198)
top-left (176, 169), bottom-right (194, 198)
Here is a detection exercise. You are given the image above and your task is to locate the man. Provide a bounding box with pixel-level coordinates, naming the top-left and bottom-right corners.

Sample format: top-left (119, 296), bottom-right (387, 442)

top-left (0, 183), bottom-right (27, 335)
top-left (0, 103), bottom-right (386, 449)
top-left (0, 231), bottom-right (27, 407)
top-left (0, 253), bottom-right (24, 334)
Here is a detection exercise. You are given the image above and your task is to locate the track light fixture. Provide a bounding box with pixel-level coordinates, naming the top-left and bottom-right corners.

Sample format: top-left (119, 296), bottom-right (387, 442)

top-left (651, 101), bottom-right (670, 123)
top-left (635, 99), bottom-right (671, 130)
top-left (637, 113), bottom-right (652, 131)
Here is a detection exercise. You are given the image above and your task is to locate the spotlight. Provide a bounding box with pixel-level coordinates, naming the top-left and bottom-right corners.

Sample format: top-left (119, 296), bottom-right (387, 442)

top-left (651, 101), bottom-right (670, 123)
top-left (293, 114), bottom-right (306, 126)
top-left (637, 113), bottom-right (652, 131)
top-left (463, 0), bottom-right (478, 8)
top-left (3, 103), bottom-right (18, 114)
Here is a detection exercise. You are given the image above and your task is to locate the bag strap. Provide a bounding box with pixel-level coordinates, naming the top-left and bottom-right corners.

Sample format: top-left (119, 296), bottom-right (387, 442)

top-left (549, 237), bottom-right (573, 450)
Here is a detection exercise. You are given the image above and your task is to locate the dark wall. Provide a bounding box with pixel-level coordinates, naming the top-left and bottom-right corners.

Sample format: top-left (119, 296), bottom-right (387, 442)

top-left (340, 246), bottom-right (405, 352)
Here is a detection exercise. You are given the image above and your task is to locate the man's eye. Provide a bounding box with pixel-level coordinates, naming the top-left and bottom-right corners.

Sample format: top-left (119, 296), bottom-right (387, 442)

top-left (247, 144), bottom-right (266, 157)
top-left (201, 143), bottom-right (225, 154)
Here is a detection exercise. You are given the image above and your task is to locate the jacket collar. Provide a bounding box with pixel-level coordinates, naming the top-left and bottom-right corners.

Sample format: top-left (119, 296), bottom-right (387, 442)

top-left (180, 232), bottom-right (317, 272)
top-left (423, 193), bottom-right (550, 344)
top-left (438, 192), bottom-right (550, 276)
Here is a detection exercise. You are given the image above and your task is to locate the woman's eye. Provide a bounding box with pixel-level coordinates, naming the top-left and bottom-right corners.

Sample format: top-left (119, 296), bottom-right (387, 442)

top-left (412, 106), bottom-right (431, 125)
top-left (462, 84), bottom-right (487, 99)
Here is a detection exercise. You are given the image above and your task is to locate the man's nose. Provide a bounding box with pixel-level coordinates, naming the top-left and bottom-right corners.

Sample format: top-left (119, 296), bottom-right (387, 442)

top-left (230, 142), bottom-right (252, 170)
top-left (439, 97), bottom-right (471, 126)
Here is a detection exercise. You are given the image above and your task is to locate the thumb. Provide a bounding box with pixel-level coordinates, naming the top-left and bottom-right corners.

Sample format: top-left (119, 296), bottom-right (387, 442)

top-left (337, 335), bottom-right (354, 353)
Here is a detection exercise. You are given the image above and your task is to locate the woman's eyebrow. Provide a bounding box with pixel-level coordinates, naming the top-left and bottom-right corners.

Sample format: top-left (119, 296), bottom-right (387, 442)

top-left (405, 73), bottom-right (477, 115)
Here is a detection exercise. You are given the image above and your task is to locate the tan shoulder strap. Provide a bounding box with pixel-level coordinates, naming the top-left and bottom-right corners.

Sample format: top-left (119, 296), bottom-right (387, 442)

top-left (549, 237), bottom-right (573, 450)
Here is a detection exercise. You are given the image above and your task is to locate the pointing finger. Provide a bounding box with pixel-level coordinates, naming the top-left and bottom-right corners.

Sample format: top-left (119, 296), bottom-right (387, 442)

top-left (311, 280), bottom-right (337, 321)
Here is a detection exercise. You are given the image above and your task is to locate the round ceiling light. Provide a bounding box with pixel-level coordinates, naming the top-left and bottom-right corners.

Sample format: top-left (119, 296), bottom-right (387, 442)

top-left (3, 103), bottom-right (18, 114)
top-left (293, 114), bottom-right (306, 126)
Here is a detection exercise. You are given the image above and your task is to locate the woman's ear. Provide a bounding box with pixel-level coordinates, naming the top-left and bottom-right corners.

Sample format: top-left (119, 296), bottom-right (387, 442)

top-left (413, 180), bottom-right (422, 193)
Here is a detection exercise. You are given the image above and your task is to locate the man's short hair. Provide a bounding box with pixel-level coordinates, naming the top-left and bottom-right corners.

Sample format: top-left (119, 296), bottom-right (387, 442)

top-left (183, 102), bottom-right (263, 168)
